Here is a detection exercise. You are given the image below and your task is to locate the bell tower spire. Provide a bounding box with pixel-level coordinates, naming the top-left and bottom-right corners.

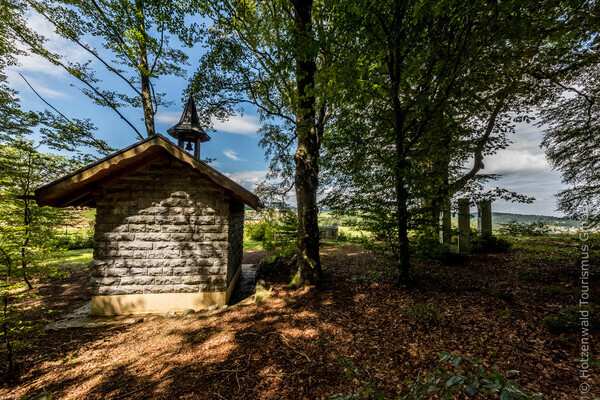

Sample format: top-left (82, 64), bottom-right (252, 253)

top-left (166, 95), bottom-right (211, 159)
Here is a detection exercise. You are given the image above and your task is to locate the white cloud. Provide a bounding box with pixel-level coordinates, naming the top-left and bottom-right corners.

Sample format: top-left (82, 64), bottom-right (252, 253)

top-left (223, 149), bottom-right (245, 161)
top-left (5, 11), bottom-right (98, 101)
top-left (11, 74), bottom-right (69, 99)
top-left (155, 111), bottom-right (261, 136)
top-left (213, 114), bottom-right (261, 136)
top-left (155, 111), bottom-right (181, 124)
top-left (10, 12), bottom-right (89, 77)
top-left (484, 149), bottom-right (551, 175)
top-left (223, 170), bottom-right (267, 190)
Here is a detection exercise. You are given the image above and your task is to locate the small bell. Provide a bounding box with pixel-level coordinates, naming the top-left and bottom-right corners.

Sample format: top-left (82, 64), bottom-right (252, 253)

top-left (185, 141), bottom-right (193, 151)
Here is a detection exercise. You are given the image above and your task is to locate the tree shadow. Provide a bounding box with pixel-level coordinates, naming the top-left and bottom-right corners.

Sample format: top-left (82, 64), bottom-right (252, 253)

top-left (3, 244), bottom-right (593, 399)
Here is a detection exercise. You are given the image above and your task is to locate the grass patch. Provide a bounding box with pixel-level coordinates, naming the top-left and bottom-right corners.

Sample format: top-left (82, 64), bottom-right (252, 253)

top-left (243, 240), bottom-right (263, 251)
top-left (508, 234), bottom-right (597, 263)
top-left (542, 285), bottom-right (569, 295)
top-left (35, 249), bottom-right (93, 278)
top-left (541, 305), bottom-right (599, 333)
top-left (516, 266), bottom-right (538, 282)
top-left (399, 303), bottom-right (444, 327)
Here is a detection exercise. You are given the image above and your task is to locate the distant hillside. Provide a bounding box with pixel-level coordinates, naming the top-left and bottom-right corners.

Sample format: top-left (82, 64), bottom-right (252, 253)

top-left (460, 212), bottom-right (583, 228)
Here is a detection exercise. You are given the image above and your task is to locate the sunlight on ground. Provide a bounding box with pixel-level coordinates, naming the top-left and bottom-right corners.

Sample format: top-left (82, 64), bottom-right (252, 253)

top-left (42, 248), bottom-right (93, 267)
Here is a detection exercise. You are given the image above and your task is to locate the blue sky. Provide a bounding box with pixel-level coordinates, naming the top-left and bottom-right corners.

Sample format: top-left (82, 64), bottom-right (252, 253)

top-left (7, 12), bottom-right (566, 217)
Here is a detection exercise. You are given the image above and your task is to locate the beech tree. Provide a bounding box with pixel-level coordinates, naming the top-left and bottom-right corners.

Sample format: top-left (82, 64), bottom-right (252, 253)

top-left (322, 0), bottom-right (586, 282)
top-left (536, 4), bottom-right (600, 226)
top-left (191, 0), bottom-right (334, 285)
top-left (0, 0), bottom-right (36, 141)
top-left (9, 0), bottom-right (202, 138)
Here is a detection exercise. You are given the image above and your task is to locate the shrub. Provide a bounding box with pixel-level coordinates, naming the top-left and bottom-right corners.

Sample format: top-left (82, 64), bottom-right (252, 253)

top-left (411, 236), bottom-right (463, 265)
top-left (337, 230), bottom-right (363, 244)
top-left (399, 303), bottom-right (443, 327)
top-left (542, 285), bottom-right (568, 295)
top-left (49, 232), bottom-right (94, 250)
top-left (541, 305), bottom-right (599, 333)
top-left (245, 220), bottom-right (274, 242)
top-left (471, 233), bottom-right (512, 253)
top-left (402, 353), bottom-right (543, 399)
top-left (330, 353), bottom-right (544, 400)
top-left (499, 220), bottom-right (551, 237)
top-left (516, 266), bottom-right (538, 282)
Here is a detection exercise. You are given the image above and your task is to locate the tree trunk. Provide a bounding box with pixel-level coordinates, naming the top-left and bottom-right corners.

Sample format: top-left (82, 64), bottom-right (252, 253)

top-left (135, 0), bottom-right (155, 137)
top-left (393, 99), bottom-right (410, 284)
top-left (21, 199), bottom-right (32, 290)
top-left (395, 170), bottom-right (411, 284)
top-left (0, 249), bottom-right (11, 283)
top-left (289, 0), bottom-right (322, 287)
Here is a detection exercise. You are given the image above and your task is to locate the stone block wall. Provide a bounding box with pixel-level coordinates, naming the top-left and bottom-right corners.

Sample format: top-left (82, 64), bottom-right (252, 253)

top-left (92, 159), bottom-right (240, 297)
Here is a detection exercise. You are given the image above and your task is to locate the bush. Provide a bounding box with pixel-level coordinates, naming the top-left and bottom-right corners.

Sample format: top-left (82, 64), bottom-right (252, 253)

top-left (337, 230), bottom-right (364, 244)
top-left (541, 305), bottom-right (599, 333)
top-left (49, 232), bottom-right (94, 250)
top-left (411, 236), bottom-right (463, 265)
top-left (331, 353), bottom-right (544, 400)
top-left (399, 303), bottom-right (443, 327)
top-left (471, 233), bottom-right (512, 253)
top-left (499, 220), bottom-right (551, 237)
top-left (402, 353), bottom-right (543, 399)
top-left (245, 220), bottom-right (274, 242)
top-left (516, 266), bottom-right (538, 282)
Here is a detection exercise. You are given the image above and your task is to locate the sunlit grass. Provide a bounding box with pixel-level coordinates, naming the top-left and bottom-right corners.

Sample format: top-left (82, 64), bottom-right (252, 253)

top-left (35, 249), bottom-right (93, 278)
top-left (507, 234), bottom-right (598, 262)
top-left (243, 240), bottom-right (263, 251)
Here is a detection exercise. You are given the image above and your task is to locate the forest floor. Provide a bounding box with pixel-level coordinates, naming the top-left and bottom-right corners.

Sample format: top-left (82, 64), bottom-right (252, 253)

top-left (0, 238), bottom-right (598, 399)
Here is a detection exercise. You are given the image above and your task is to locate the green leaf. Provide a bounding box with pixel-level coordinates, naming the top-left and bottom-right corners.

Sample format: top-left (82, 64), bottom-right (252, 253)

top-left (466, 381), bottom-right (480, 395)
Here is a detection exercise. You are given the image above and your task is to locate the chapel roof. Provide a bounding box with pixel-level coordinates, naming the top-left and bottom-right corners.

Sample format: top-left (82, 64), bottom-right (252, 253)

top-left (35, 134), bottom-right (262, 210)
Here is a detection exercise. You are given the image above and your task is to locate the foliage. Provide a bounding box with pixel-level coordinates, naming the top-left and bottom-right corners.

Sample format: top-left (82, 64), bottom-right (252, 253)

top-left (192, 0), bottom-right (332, 285)
top-left (330, 358), bottom-right (385, 400)
top-left (48, 232), bottom-right (94, 250)
top-left (12, 0), bottom-right (203, 139)
top-left (471, 233), bottom-right (512, 254)
top-left (321, 0), bottom-right (588, 283)
top-left (538, 8), bottom-right (600, 227)
top-left (516, 267), bottom-right (538, 282)
top-left (398, 303), bottom-right (444, 328)
top-left (499, 220), bottom-right (551, 237)
top-left (541, 285), bottom-right (568, 296)
top-left (0, 139), bottom-right (79, 371)
top-left (0, 249), bottom-right (91, 372)
top-left (336, 230), bottom-right (363, 244)
top-left (402, 353), bottom-right (543, 399)
top-left (0, 0), bottom-right (38, 143)
top-left (245, 221), bottom-right (275, 243)
top-left (0, 139), bottom-right (78, 283)
top-left (411, 236), bottom-right (463, 265)
top-left (245, 209), bottom-right (298, 251)
top-left (0, 280), bottom-right (37, 373)
top-left (541, 305), bottom-right (599, 333)
top-left (332, 353), bottom-right (543, 400)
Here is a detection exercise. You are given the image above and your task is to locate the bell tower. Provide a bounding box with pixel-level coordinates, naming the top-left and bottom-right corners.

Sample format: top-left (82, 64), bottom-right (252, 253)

top-left (166, 95), bottom-right (211, 159)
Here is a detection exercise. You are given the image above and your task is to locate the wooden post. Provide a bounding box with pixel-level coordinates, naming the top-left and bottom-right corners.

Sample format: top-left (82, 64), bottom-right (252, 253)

top-left (477, 200), bottom-right (492, 236)
top-left (457, 198), bottom-right (471, 253)
top-left (194, 138), bottom-right (200, 159)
